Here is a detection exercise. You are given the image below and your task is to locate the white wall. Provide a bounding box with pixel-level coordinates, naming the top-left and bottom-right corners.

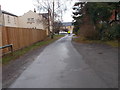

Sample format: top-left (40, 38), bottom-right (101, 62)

top-left (0, 6), bottom-right (2, 26)
top-left (18, 10), bottom-right (44, 29)
top-left (0, 14), bottom-right (3, 26)
top-left (2, 10), bottom-right (49, 36)
top-left (3, 14), bottom-right (19, 27)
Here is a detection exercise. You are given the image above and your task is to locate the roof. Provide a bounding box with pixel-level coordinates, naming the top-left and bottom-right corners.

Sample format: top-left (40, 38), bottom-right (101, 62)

top-left (39, 13), bottom-right (48, 19)
top-left (2, 10), bottom-right (18, 17)
top-left (62, 22), bottom-right (72, 26)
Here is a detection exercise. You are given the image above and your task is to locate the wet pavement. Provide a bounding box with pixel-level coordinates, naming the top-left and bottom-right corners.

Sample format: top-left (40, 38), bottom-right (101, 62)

top-left (10, 35), bottom-right (109, 88)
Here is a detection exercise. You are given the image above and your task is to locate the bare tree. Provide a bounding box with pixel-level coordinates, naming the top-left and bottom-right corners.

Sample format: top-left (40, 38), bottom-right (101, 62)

top-left (33, 0), bottom-right (71, 38)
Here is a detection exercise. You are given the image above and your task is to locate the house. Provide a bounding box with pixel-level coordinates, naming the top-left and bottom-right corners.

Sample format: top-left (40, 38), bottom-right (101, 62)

top-left (62, 22), bottom-right (74, 33)
top-left (18, 10), bottom-right (45, 30)
top-left (40, 12), bottom-right (53, 33)
top-left (39, 13), bottom-right (51, 35)
top-left (0, 5), bottom-right (2, 26)
top-left (1, 10), bottom-right (19, 27)
top-left (40, 13), bottom-right (49, 30)
top-left (0, 9), bottom-right (47, 29)
top-left (0, 8), bottom-right (50, 35)
top-left (109, 9), bottom-right (120, 24)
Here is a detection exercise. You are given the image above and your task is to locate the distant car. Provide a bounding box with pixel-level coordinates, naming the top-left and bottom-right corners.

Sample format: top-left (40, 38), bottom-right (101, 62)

top-left (59, 31), bottom-right (67, 35)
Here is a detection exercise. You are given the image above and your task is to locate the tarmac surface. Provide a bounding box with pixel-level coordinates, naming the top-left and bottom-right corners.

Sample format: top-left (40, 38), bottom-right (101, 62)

top-left (72, 40), bottom-right (118, 88)
top-left (8, 35), bottom-right (118, 88)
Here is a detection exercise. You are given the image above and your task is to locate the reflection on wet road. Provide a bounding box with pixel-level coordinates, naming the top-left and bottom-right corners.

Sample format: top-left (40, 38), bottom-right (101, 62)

top-left (10, 35), bottom-right (108, 88)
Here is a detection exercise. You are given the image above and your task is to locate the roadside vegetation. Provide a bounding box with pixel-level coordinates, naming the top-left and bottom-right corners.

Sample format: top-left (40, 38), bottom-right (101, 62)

top-left (72, 2), bottom-right (120, 47)
top-left (2, 35), bottom-right (64, 65)
top-left (73, 36), bottom-right (119, 47)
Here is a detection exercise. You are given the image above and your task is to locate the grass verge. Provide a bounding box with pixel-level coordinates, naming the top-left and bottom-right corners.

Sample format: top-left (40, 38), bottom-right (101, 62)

top-left (2, 35), bottom-right (64, 65)
top-left (73, 36), bottom-right (119, 47)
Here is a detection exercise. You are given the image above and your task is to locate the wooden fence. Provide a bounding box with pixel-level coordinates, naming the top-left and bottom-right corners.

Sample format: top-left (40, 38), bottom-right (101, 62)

top-left (1, 26), bottom-right (47, 54)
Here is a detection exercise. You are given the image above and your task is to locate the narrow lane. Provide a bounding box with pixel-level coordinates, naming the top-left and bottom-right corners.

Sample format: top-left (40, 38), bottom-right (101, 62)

top-left (10, 35), bottom-right (108, 88)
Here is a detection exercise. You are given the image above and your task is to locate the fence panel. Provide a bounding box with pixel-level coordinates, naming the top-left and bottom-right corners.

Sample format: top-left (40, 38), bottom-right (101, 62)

top-left (1, 27), bottom-right (47, 54)
top-left (2, 27), bottom-right (9, 53)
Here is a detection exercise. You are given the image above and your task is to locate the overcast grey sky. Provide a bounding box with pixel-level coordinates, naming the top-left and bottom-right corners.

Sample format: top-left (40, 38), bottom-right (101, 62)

top-left (0, 0), bottom-right (75, 22)
top-left (0, 0), bottom-right (119, 22)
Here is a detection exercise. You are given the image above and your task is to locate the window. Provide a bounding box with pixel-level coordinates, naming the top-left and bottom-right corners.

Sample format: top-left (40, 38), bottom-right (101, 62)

top-left (27, 18), bottom-right (31, 22)
top-left (27, 18), bottom-right (35, 24)
top-left (7, 15), bottom-right (10, 23)
top-left (31, 18), bottom-right (34, 22)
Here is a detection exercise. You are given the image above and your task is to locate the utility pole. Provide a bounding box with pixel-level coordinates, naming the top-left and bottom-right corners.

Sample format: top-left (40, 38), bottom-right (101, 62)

top-left (53, 1), bottom-right (55, 29)
top-left (51, 0), bottom-right (55, 39)
top-left (61, 10), bottom-right (62, 22)
top-left (47, 8), bottom-right (50, 35)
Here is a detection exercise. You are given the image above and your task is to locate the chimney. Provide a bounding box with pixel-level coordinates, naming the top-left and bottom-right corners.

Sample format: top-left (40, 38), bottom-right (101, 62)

top-left (0, 5), bottom-right (1, 11)
top-left (34, 8), bottom-right (36, 13)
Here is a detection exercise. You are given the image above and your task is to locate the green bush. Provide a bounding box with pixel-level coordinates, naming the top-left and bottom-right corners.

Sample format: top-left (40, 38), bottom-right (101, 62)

top-left (100, 23), bottom-right (120, 40)
top-left (109, 23), bottom-right (120, 40)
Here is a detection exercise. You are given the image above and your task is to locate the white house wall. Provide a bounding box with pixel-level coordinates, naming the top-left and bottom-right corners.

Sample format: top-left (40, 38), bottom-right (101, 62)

top-left (1, 10), bottom-right (49, 36)
top-left (18, 10), bottom-right (44, 29)
top-left (0, 14), bottom-right (3, 26)
top-left (3, 14), bottom-right (19, 27)
top-left (0, 6), bottom-right (3, 26)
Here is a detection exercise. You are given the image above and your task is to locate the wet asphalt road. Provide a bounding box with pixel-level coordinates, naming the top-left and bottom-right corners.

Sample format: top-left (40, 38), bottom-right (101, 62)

top-left (10, 35), bottom-right (109, 88)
